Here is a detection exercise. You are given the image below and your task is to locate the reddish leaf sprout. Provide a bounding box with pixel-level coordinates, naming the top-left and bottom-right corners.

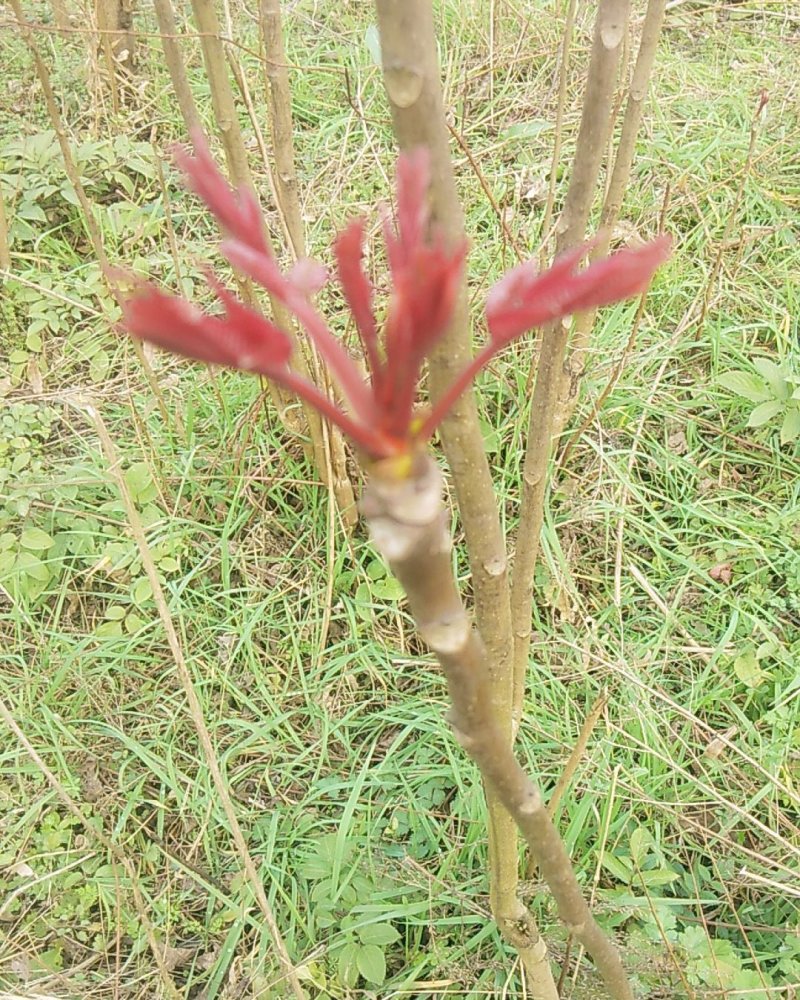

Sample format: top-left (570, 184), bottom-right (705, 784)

top-left (122, 131), bottom-right (671, 459)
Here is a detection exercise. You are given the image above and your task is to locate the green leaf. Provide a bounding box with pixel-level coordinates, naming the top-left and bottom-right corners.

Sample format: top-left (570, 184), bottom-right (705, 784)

top-left (639, 867), bottom-right (680, 886)
top-left (371, 577), bottom-right (405, 601)
top-left (689, 937), bottom-right (742, 987)
top-left (26, 330), bottom-right (43, 352)
top-left (364, 24), bottom-right (382, 66)
top-left (356, 943), bottom-right (386, 985)
top-left (337, 942), bottom-right (360, 988)
top-left (679, 926), bottom-right (708, 953)
top-left (733, 646), bottom-right (768, 688)
top-left (747, 399), bottom-right (782, 428)
top-left (17, 202), bottom-right (48, 223)
top-left (780, 406), bottom-right (800, 444)
top-left (501, 119), bottom-right (552, 140)
top-left (124, 612), bottom-right (148, 633)
top-left (310, 878), bottom-right (336, 902)
top-left (298, 854), bottom-right (330, 879)
top-left (717, 370), bottom-right (769, 403)
top-left (479, 417), bottom-right (500, 453)
top-left (94, 620), bottom-right (123, 638)
top-left (131, 576), bottom-right (153, 605)
top-left (629, 826), bottom-right (654, 865)
top-left (124, 462), bottom-right (153, 500)
top-left (104, 605), bottom-right (127, 620)
top-left (365, 557), bottom-right (386, 581)
top-left (600, 852), bottom-right (633, 882)
top-left (20, 527), bottom-right (54, 551)
top-left (15, 549), bottom-right (51, 581)
top-left (357, 922), bottom-right (400, 947)
top-left (354, 581), bottom-right (374, 622)
top-left (752, 356), bottom-right (790, 399)
top-left (339, 882), bottom-right (357, 907)
top-left (730, 968), bottom-right (772, 997)
top-left (60, 184), bottom-right (81, 207)
top-left (89, 349), bottom-right (110, 383)
top-left (11, 452), bottom-right (30, 474)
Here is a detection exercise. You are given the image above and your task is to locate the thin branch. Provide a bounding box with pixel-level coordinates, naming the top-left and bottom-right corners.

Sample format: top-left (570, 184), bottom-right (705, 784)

top-left (363, 455), bottom-right (634, 1000)
top-left (548, 691), bottom-right (607, 822)
top-left (510, 0), bottom-right (630, 731)
top-left (538, 0), bottom-right (577, 267)
top-left (153, 0), bottom-right (201, 129)
top-left (374, 3), bottom-right (552, 992)
top-left (558, 0), bottom-right (667, 428)
top-left (187, 0), bottom-right (354, 519)
top-left (259, 0), bottom-right (357, 525)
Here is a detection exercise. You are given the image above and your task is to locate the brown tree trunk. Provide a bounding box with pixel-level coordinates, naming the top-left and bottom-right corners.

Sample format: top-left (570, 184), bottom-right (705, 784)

top-left (95, 0), bottom-right (136, 110)
top-left (510, 0), bottom-right (631, 728)
top-left (374, 2), bottom-right (556, 995)
top-left (363, 454), bottom-right (635, 1000)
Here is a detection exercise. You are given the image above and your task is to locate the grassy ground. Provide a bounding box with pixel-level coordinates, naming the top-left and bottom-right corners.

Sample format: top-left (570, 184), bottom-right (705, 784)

top-left (1, 1), bottom-right (799, 997)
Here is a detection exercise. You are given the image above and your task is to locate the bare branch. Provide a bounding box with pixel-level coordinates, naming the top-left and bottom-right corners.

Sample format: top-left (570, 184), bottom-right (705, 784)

top-left (363, 455), bottom-right (635, 1000)
top-left (559, 0), bottom-right (667, 429)
top-left (511, 0), bottom-right (631, 728)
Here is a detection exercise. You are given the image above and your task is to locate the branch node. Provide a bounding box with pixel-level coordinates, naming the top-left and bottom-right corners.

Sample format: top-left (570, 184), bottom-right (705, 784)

top-left (419, 613), bottom-right (470, 655)
top-left (367, 517), bottom-right (418, 560)
top-left (482, 555), bottom-right (507, 577)
top-left (518, 790), bottom-right (543, 816)
top-left (383, 63), bottom-right (424, 108)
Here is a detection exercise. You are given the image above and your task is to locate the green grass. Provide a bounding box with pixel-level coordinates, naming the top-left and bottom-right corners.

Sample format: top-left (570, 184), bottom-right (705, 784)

top-left (1, 1), bottom-right (799, 997)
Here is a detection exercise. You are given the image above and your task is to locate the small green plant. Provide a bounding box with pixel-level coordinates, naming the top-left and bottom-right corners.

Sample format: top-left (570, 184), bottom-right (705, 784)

top-left (298, 834), bottom-right (402, 989)
top-left (718, 354), bottom-right (800, 444)
top-left (0, 131), bottom-right (158, 249)
top-left (677, 925), bottom-right (776, 996)
top-left (0, 405), bottom-right (178, 622)
top-left (600, 826), bottom-right (680, 893)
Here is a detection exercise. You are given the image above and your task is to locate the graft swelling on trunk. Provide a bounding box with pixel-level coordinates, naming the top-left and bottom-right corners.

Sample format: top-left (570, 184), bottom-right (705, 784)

top-left (362, 455), bottom-right (634, 1000)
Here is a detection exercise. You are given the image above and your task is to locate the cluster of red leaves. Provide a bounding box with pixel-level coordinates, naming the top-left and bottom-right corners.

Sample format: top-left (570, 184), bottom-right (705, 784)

top-left (122, 132), bottom-right (671, 459)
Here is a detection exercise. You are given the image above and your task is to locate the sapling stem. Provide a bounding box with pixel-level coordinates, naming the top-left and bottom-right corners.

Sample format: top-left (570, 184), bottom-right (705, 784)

top-left (362, 454), bottom-right (634, 1000)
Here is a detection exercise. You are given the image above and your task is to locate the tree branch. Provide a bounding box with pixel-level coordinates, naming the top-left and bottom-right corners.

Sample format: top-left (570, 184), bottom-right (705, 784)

top-left (363, 454), bottom-right (634, 1000)
top-left (373, 4), bottom-right (553, 989)
top-left (510, 0), bottom-right (631, 728)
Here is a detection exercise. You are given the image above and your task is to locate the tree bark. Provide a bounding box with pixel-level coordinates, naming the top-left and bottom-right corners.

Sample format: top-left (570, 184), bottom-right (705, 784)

top-left (510, 0), bottom-right (631, 729)
top-left (260, 0), bottom-right (357, 526)
top-left (557, 0), bottom-right (667, 431)
top-left (153, 0), bottom-right (201, 131)
top-left (362, 454), bottom-right (634, 1000)
top-left (95, 0), bottom-right (136, 111)
top-left (373, 3), bottom-right (556, 993)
